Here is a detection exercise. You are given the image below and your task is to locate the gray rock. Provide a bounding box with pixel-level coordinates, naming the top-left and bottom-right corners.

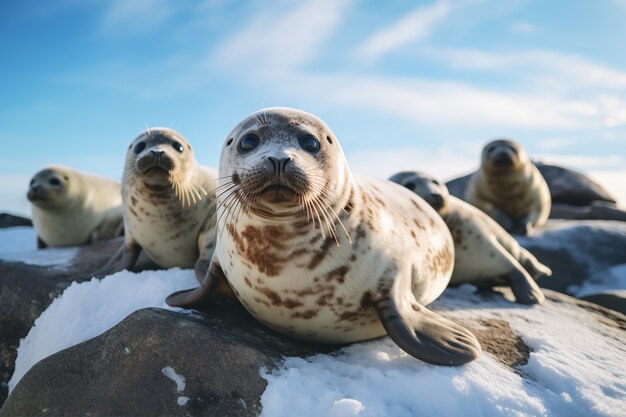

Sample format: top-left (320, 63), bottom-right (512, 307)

top-left (0, 236), bottom-right (156, 405)
top-left (580, 291), bottom-right (626, 316)
top-left (518, 220), bottom-right (626, 297)
top-left (0, 213), bottom-right (32, 228)
top-left (1, 304), bottom-right (328, 417)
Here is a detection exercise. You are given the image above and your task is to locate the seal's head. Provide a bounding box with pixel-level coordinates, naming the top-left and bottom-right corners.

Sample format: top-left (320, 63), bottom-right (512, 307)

top-left (124, 128), bottom-right (195, 190)
top-left (219, 107), bottom-right (349, 220)
top-left (389, 171), bottom-right (450, 214)
top-left (481, 138), bottom-right (529, 174)
top-left (27, 166), bottom-right (75, 209)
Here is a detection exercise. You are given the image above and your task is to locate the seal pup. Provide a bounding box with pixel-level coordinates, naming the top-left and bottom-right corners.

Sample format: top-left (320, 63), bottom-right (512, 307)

top-left (167, 108), bottom-right (481, 366)
top-left (390, 171), bottom-right (551, 304)
top-left (464, 138), bottom-right (551, 235)
top-left (104, 128), bottom-right (218, 281)
top-left (27, 165), bottom-right (123, 248)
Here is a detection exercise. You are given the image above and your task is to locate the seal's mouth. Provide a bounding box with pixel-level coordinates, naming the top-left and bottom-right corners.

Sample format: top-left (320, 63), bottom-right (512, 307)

top-left (257, 184), bottom-right (298, 203)
top-left (27, 189), bottom-right (49, 202)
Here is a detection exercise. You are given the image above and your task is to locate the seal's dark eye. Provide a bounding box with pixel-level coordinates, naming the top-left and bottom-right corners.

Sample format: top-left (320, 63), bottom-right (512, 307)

top-left (299, 134), bottom-right (320, 153)
top-left (49, 178), bottom-right (61, 186)
top-left (172, 141), bottom-right (184, 153)
top-left (134, 142), bottom-right (146, 154)
top-left (29, 179), bottom-right (35, 185)
top-left (239, 134), bottom-right (260, 153)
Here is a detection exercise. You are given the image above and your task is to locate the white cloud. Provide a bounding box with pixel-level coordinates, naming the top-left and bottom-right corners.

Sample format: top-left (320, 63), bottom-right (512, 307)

top-left (347, 145), bottom-right (478, 181)
top-left (355, 0), bottom-right (450, 63)
top-left (211, 0), bottom-right (351, 74)
top-left (588, 170), bottom-right (626, 205)
top-left (101, 0), bottom-right (177, 34)
top-left (536, 137), bottom-right (577, 151)
top-left (0, 175), bottom-right (31, 216)
top-left (534, 153), bottom-right (624, 170)
top-left (509, 21), bottom-right (535, 34)
top-left (275, 73), bottom-right (606, 130)
top-left (422, 48), bottom-right (626, 90)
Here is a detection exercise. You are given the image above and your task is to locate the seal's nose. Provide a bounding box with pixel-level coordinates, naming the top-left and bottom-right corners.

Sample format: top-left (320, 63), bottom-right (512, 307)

top-left (430, 193), bottom-right (444, 209)
top-left (31, 185), bottom-right (42, 193)
top-left (151, 150), bottom-right (165, 157)
top-left (492, 152), bottom-right (513, 166)
top-left (268, 156), bottom-right (291, 175)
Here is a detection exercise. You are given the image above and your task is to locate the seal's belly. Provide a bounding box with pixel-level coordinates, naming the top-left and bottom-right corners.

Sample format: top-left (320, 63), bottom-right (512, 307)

top-left (129, 219), bottom-right (199, 268)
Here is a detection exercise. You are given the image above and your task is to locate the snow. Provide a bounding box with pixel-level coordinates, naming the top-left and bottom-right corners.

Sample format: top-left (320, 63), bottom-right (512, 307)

top-left (260, 286), bottom-right (626, 417)
top-left (162, 366), bottom-right (186, 392)
top-left (0, 226), bottom-right (77, 267)
top-left (8, 269), bottom-right (197, 391)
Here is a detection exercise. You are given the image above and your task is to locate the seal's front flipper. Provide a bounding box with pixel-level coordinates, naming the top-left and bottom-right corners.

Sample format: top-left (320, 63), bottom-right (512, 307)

top-left (506, 267), bottom-right (545, 304)
top-left (374, 297), bottom-right (481, 366)
top-left (167, 260), bottom-right (231, 308)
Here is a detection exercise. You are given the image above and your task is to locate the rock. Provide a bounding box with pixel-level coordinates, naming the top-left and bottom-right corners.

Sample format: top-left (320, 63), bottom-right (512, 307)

top-left (445, 163), bottom-right (626, 221)
top-left (518, 220), bottom-right (626, 298)
top-left (580, 291), bottom-right (626, 316)
top-left (1, 304), bottom-right (327, 417)
top-left (0, 213), bottom-right (32, 228)
top-left (2, 288), bottom-right (624, 417)
top-left (0, 235), bottom-right (156, 405)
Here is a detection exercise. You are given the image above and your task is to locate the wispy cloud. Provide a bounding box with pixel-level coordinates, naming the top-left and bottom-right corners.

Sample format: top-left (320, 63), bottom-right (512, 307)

top-left (273, 73), bottom-right (607, 130)
top-left (355, 0), bottom-right (450, 63)
top-left (534, 153), bottom-right (624, 170)
top-left (211, 0), bottom-right (351, 74)
top-left (509, 21), bottom-right (536, 34)
top-left (101, 0), bottom-right (177, 34)
top-left (421, 47), bottom-right (626, 90)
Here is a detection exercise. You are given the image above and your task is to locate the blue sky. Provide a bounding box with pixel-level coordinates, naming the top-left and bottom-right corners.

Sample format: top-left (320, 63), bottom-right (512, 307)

top-left (2, 0), bottom-right (626, 214)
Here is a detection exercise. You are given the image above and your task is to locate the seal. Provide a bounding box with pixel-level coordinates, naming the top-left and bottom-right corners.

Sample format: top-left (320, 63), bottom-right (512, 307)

top-left (167, 108), bottom-right (481, 366)
top-left (27, 165), bottom-right (123, 248)
top-left (105, 128), bottom-right (218, 281)
top-left (464, 138), bottom-right (551, 235)
top-left (389, 171), bottom-right (551, 304)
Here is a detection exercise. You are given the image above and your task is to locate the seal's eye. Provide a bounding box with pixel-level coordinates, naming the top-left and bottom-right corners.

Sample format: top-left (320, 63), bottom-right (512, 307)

top-left (299, 134), bottom-right (320, 153)
top-left (29, 179), bottom-right (35, 186)
top-left (49, 178), bottom-right (61, 186)
top-left (172, 141), bottom-right (184, 153)
top-left (239, 134), bottom-right (260, 153)
top-left (134, 142), bottom-right (146, 154)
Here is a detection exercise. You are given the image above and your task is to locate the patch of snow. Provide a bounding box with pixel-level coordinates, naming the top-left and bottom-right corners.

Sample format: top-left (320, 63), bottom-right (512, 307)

top-left (177, 396), bottom-right (190, 406)
top-left (9, 268), bottom-right (197, 391)
top-left (162, 366), bottom-right (186, 392)
top-left (260, 285), bottom-right (626, 417)
top-left (0, 227), bottom-right (77, 267)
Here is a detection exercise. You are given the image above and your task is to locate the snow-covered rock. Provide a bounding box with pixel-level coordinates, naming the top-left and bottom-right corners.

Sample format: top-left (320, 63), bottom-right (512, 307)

top-left (2, 286), bottom-right (624, 417)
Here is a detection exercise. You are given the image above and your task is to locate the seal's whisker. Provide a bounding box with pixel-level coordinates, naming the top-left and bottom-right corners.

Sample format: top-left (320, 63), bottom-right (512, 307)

top-left (309, 193), bottom-right (337, 244)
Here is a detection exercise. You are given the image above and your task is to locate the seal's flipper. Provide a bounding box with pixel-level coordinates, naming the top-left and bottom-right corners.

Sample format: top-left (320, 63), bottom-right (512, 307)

top-left (374, 297), bottom-right (481, 366)
top-left (506, 267), bottom-right (545, 304)
top-left (167, 260), bottom-right (231, 308)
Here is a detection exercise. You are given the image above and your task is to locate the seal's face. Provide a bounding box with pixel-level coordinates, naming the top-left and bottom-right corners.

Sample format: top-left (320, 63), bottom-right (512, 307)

top-left (481, 138), bottom-right (529, 173)
top-left (27, 167), bottom-right (71, 209)
top-left (219, 108), bottom-right (347, 219)
top-left (124, 128), bottom-right (194, 188)
top-left (389, 171), bottom-right (449, 213)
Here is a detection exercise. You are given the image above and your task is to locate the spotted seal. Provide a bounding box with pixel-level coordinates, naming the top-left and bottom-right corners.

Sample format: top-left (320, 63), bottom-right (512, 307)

top-left (27, 165), bottom-right (123, 248)
top-left (103, 128), bottom-right (217, 281)
top-left (390, 171), bottom-right (551, 304)
top-left (167, 108), bottom-right (481, 366)
top-left (464, 138), bottom-right (551, 235)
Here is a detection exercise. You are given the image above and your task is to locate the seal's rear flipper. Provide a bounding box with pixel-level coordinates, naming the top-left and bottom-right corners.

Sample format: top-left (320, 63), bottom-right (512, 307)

top-left (167, 260), bottom-right (232, 308)
top-left (374, 297), bottom-right (481, 366)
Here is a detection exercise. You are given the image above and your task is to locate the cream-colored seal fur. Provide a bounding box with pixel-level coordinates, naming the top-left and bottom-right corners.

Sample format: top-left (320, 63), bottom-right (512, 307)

top-left (390, 171), bottom-right (551, 304)
top-left (27, 165), bottom-right (123, 248)
top-left (464, 138), bottom-right (551, 235)
top-left (167, 108), bottom-right (480, 366)
top-left (105, 128), bottom-right (217, 281)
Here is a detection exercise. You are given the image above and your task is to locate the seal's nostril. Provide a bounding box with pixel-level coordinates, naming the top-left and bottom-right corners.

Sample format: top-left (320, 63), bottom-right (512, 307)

top-left (151, 150), bottom-right (165, 156)
top-left (268, 156), bottom-right (291, 174)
